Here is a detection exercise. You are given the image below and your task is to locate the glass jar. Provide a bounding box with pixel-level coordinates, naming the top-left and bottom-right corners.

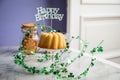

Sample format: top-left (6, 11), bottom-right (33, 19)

top-left (21, 23), bottom-right (39, 42)
top-left (20, 23), bottom-right (39, 55)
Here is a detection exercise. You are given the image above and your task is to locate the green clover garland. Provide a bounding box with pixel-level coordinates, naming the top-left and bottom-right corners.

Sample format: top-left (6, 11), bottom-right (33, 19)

top-left (14, 25), bottom-right (103, 80)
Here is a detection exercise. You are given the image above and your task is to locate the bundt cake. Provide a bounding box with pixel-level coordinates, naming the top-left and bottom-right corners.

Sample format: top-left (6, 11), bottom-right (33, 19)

top-left (38, 32), bottom-right (66, 49)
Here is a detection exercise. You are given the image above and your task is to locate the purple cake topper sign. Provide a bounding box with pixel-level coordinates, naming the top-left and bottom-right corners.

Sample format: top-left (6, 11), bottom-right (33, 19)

top-left (35, 7), bottom-right (64, 21)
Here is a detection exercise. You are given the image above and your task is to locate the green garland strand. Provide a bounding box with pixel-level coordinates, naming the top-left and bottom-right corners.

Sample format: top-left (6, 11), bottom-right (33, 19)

top-left (14, 25), bottom-right (103, 80)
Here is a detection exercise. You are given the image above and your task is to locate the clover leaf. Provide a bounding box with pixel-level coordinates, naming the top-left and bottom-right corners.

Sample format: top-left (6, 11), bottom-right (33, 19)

top-left (68, 73), bottom-right (74, 78)
top-left (97, 46), bottom-right (103, 52)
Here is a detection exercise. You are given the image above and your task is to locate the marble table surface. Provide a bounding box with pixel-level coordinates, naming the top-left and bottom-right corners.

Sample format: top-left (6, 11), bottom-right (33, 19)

top-left (0, 47), bottom-right (120, 80)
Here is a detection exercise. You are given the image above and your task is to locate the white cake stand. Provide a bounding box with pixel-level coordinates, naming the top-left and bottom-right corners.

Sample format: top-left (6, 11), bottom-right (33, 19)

top-left (38, 48), bottom-right (65, 61)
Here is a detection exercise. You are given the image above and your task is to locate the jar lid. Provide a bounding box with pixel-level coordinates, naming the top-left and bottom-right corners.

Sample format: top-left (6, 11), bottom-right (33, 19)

top-left (21, 23), bottom-right (37, 29)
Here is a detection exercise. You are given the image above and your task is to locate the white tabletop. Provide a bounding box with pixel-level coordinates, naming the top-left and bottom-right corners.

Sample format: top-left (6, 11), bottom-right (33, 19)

top-left (0, 47), bottom-right (120, 80)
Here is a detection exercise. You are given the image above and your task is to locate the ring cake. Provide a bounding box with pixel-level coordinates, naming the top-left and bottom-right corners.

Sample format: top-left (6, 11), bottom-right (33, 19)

top-left (38, 32), bottom-right (66, 49)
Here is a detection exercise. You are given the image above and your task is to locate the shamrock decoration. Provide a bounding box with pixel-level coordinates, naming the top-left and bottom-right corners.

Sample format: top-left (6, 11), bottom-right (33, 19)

top-left (14, 26), bottom-right (104, 80)
top-left (68, 73), bottom-right (74, 78)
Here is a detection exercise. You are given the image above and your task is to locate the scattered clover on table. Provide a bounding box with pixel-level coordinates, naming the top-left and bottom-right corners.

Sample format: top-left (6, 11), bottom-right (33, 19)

top-left (14, 25), bottom-right (104, 80)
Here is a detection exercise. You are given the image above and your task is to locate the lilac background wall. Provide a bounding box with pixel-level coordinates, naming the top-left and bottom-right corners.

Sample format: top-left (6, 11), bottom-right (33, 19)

top-left (0, 0), bottom-right (67, 46)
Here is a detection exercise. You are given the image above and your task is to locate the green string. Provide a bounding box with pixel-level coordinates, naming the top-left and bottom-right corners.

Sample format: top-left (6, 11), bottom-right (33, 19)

top-left (14, 34), bottom-right (103, 79)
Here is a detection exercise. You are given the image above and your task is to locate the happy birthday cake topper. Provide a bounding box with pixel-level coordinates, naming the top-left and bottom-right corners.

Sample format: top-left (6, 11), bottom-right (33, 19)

top-left (35, 7), bottom-right (64, 21)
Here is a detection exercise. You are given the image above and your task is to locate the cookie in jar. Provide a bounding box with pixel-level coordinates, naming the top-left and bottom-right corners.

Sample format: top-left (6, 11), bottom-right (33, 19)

top-left (20, 23), bottom-right (39, 55)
